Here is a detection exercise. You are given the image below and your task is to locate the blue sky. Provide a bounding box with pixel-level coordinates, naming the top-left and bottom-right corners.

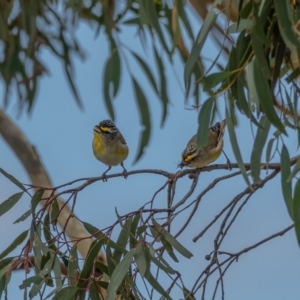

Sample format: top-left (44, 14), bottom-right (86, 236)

top-left (0, 6), bottom-right (300, 299)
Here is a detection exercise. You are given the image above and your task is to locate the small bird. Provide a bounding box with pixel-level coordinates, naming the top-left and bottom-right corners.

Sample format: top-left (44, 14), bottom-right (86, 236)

top-left (178, 119), bottom-right (231, 169)
top-left (92, 120), bottom-right (129, 181)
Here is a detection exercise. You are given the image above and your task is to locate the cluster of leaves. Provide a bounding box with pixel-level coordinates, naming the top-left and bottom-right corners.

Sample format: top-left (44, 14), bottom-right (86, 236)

top-left (0, 0), bottom-right (202, 162)
top-left (0, 168), bottom-right (194, 299)
top-left (186, 1), bottom-right (300, 188)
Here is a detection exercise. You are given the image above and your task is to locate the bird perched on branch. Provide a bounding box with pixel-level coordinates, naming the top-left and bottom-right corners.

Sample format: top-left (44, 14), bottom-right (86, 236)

top-left (92, 120), bottom-right (129, 181)
top-left (178, 119), bottom-right (231, 169)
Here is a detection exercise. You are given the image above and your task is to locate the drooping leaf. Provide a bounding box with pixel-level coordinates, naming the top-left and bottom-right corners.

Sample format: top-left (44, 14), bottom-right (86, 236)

top-left (28, 277), bottom-right (45, 299)
top-left (134, 242), bottom-right (150, 277)
top-left (113, 218), bottom-right (131, 264)
top-left (281, 144), bottom-right (293, 219)
top-left (89, 281), bottom-right (101, 300)
top-left (132, 52), bottom-right (158, 93)
top-left (0, 192), bottom-right (24, 218)
top-left (184, 9), bottom-right (217, 86)
top-left (251, 34), bottom-right (271, 79)
top-left (31, 189), bottom-right (45, 212)
top-left (103, 38), bottom-right (121, 121)
top-left (203, 72), bottom-right (232, 92)
top-left (253, 58), bottom-right (285, 133)
top-left (288, 158), bottom-right (300, 182)
top-left (50, 198), bottom-right (60, 225)
top-left (52, 286), bottom-right (78, 300)
top-left (293, 179), bottom-right (300, 247)
top-left (160, 229), bottom-right (193, 259)
top-left (13, 208), bottom-right (31, 224)
top-left (274, 0), bottom-right (300, 49)
top-left (52, 256), bottom-right (62, 289)
top-left (0, 230), bottom-right (28, 260)
top-left (265, 138), bottom-right (276, 165)
top-left (250, 116), bottom-right (271, 183)
top-left (153, 46), bottom-right (169, 127)
top-left (145, 272), bottom-right (172, 299)
top-left (82, 221), bottom-right (127, 253)
top-left (129, 213), bottom-right (140, 248)
top-left (0, 168), bottom-right (27, 192)
top-left (149, 245), bottom-right (175, 274)
top-left (19, 276), bottom-right (43, 290)
top-left (132, 77), bottom-right (151, 163)
top-left (226, 111), bottom-right (251, 186)
top-left (77, 240), bottom-right (103, 289)
top-left (68, 246), bottom-right (79, 287)
top-left (106, 249), bottom-right (135, 300)
top-left (197, 97), bottom-right (215, 148)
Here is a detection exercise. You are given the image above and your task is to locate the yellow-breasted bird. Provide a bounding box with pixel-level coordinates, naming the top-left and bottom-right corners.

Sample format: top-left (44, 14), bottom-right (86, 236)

top-left (92, 120), bottom-right (129, 181)
top-left (178, 119), bottom-right (231, 169)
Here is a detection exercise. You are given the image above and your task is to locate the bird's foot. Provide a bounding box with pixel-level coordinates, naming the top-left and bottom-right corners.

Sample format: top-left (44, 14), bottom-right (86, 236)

top-left (121, 163), bottom-right (128, 179)
top-left (226, 159), bottom-right (232, 171)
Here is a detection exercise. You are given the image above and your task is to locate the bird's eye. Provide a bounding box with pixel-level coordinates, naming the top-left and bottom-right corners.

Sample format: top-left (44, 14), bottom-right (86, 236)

top-left (100, 126), bottom-right (110, 133)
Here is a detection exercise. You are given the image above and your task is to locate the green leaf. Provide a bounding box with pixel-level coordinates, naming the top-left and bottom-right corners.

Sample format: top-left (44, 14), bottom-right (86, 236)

top-left (0, 273), bottom-right (10, 299)
top-left (68, 246), bottom-right (79, 287)
top-left (253, 58), bottom-right (285, 133)
top-left (0, 168), bottom-right (27, 192)
top-left (251, 34), bottom-right (271, 79)
top-left (161, 237), bottom-right (178, 262)
top-left (288, 157), bottom-right (300, 182)
top-left (103, 38), bottom-right (121, 121)
top-left (226, 111), bottom-right (251, 186)
top-left (64, 63), bottom-right (83, 110)
top-left (50, 198), bottom-right (60, 225)
top-left (250, 116), bottom-right (271, 183)
top-left (203, 72), bottom-right (232, 91)
top-left (0, 192), bottom-right (24, 218)
top-left (31, 189), bottom-right (45, 212)
top-left (136, 225), bottom-right (147, 236)
top-left (19, 276), bottom-right (43, 290)
top-left (184, 9), bottom-right (217, 86)
top-left (89, 281), bottom-right (101, 300)
top-left (196, 97), bottom-right (215, 148)
top-left (145, 272), bottom-right (172, 299)
top-left (0, 260), bottom-right (13, 279)
top-left (113, 218), bottom-right (131, 264)
top-left (134, 242), bottom-right (150, 277)
top-left (274, 0), bottom-right (300, 48)
top-left (293, 179), bottom-right (300, 247)
top-left (160, 230), bottom-right (193, 259)
top-left (106, 249), bottom-right (134, 300)
top-left (29, 277), bottom-right (44, 299)
top-left (39, 253), bottom-right (54, 277)
top-left (53, 286), bottom-right (78, 300)
top-left (176, 0), bottom-right (194, 40)
top-left (153, 46), bottom-right (169, 127)
top-left (78, 240), bottom-right (103, 289)
top-left (52, 257), bottom-right (62, 289)
top-left (132, 77), bottom-right (151, 163)
top-left (132, 52), bottom-right (158, 94)
top-left (265, 138), bottom-right (275, 164)
top-left (0, 230), bottom-right (28, 260)
top-left (129, 213), bottom-right (140, 248)
top-left (13, 208), bottom-right (31, 224)
top-left (82, 221), bottom-right (127, 253)
top-left (95, 261), bottom-right (109, 275)
top-left (281, 145), bottom-right (293, 219)
top-left (143, 0), bottom-right (169, 54)
top-left (149, 246), bottom-right (175, 274)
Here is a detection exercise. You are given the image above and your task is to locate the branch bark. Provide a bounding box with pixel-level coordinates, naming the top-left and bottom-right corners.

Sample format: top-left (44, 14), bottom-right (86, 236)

top-left (0, 109), bottom-right (104, 261)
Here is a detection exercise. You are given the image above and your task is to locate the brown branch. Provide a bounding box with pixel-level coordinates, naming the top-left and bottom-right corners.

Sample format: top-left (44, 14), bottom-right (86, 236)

top-left (0, 109), bottom-right (102, 261)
